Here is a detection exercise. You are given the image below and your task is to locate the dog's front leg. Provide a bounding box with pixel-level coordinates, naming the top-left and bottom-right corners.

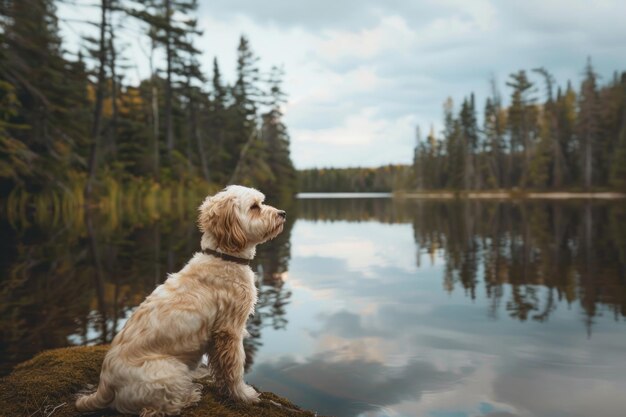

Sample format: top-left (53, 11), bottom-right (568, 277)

top-left (208, 328), bottom-right (260, 403)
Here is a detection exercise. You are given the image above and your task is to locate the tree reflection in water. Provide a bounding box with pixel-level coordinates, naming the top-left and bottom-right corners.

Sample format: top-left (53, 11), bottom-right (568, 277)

top-left (297, 197), bottom-right (626, 333)
top-left (0, 197), bottom-right (295, 376)
top-left (2, 195), bottom-right (625, 379)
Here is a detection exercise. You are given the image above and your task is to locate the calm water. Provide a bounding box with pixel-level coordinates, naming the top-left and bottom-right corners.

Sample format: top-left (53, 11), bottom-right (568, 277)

top-left (2, 196), bottom-right (626, 417)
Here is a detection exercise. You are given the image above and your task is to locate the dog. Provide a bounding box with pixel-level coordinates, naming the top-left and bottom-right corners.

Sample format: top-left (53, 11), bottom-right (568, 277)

top-left (75, 185), bottom-right (286, 416)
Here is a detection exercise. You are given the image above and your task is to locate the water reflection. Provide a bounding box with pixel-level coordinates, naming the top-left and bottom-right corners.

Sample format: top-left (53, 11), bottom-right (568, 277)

top-left (410, 200), bottom-right (626, 329)
top-left (253, 197), bottom-right (626, 417)
top-left (2, 196), bottom-right (626, 417)
top-left (0, 197), bottom-right (295, 376)
top-left (298, 198), bottom-right (626, 329)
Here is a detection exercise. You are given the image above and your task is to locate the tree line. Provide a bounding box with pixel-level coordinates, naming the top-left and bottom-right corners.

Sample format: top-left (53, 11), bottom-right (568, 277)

top-left (0, 0), bottom-right (296, 204)
top-left (414, 61), bottom-right (626, 191)
top-left (298, 61), bottom-right (626, 193)
top-left (298, 165), bottom-right (412, 193)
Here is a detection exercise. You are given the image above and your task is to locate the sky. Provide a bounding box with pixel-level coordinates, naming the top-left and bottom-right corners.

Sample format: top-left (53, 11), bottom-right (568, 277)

top-left (57, 0), bottom-right (626, 169)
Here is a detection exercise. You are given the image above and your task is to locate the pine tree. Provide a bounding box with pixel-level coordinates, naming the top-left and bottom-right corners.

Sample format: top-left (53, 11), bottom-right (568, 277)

top-left (226, 36), bottom-right (262, 181)
top-left (578, 58), bottom-right (601, 189)
top-left (442, 98), bottom-right (463, 189)
top-left (130, 0), bottom-right (201, 162)
top-left (233, 35), bottom-right (261, 126)
top-left (459, 94), bottom-right (478, 189)
top-left (85, 0), bottom-right (113, 196)
top-left (207, 57), bottom-right (228, 184)
top-left (260, 65), bottom-right (296, 200)
top-left (610, 122), bottom-right (626, 190)
top-left (507, 70), bottom-right (538, 187)
top-left (483, 79), bottom-right (507, 188)
top-left (534, 67), bottom-right (567, 188)
top-left (0, 0), bottom-right (89, 188)
top-left (555, 82), bottom-right (577, 186)
top-left (609, 76), bottom-right (626, 190)
top-left (0, 81), bottom-right (36, 184)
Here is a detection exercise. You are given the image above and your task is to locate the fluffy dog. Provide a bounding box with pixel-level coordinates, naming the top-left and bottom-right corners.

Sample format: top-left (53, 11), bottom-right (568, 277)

top-left (75, 185), bottom-right (286, 416)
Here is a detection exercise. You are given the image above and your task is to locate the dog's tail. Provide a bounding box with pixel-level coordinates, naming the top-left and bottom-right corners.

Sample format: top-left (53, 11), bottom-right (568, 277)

top-left (75, 379), bottom-right (114, 412)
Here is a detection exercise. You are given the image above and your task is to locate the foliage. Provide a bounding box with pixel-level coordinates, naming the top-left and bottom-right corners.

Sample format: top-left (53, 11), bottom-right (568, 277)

top-left (412, 61), bottom-right (626, 191)
top-left (298, 165), bottom-right (413, 193)
top-left (0, 0), bottom-right (296, 203)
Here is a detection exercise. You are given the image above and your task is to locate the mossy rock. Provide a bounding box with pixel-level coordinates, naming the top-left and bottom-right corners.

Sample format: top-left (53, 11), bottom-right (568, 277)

top-left (0, 346), bottom-right (322, 417)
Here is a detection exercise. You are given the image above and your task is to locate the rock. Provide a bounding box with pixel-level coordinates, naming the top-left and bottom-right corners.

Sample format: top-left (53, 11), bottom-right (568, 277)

top-left (0, 346), bottom-right (321, 417)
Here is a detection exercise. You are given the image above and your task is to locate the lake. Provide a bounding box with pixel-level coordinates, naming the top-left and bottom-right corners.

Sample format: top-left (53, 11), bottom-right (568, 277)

top-left (2, 195), bottom-right (626, 417)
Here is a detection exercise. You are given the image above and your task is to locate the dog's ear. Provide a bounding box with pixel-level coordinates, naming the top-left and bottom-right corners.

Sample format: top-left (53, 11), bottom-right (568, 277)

top-left (198, 194), bottom-right (248, 252)
top-left (198, 195), bottom-right (215, 234)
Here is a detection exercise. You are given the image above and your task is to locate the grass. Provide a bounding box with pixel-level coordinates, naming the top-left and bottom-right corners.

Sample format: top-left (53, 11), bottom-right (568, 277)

top-left (0, 346), bottom-right (324, 417)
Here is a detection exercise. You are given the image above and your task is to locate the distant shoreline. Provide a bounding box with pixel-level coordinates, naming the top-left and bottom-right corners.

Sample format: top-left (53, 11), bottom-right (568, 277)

top-left (395, 190), bottom-right (626, 200)
top-left (295, 191), bottom-right (626, 200)
top-left (296, 192), bottom-right (392, 199)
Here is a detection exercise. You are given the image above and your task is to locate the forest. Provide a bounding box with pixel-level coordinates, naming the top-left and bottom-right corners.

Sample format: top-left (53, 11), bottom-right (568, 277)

top-left (413, 63), bottom-right (626, 192)
top-left (2, 1), bottom-right (625, 200)
top-left (298, 165), bottom-right (412, 193)
top-left (300, 62), bottom-right (626, 193)
top-left (0, 0), bottom-right (296, 212)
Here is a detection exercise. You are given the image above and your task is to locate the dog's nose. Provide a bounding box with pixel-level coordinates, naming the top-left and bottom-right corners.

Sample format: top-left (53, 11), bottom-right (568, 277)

top-left (278, 210), bottom-right (287, 219)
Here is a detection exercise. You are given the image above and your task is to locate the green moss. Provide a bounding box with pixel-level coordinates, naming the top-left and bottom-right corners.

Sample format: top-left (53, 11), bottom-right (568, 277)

top-left (0, 346), bottom-right (323, 417)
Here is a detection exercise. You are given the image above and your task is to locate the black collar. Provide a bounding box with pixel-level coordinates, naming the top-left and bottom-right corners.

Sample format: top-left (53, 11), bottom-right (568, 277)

top-left (202, 248), bottom-right (251, 266)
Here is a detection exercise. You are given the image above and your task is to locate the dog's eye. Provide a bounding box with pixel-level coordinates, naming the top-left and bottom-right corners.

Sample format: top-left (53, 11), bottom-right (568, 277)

top-left (250, 203), bottom-right (260, 210)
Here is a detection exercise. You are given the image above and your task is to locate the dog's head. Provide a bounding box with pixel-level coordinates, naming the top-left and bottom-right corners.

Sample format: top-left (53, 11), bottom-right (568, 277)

top-left (198, 185), bottom-right (286, 253)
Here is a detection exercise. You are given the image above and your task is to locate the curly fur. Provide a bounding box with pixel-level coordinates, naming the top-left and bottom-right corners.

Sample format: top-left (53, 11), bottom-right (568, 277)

top-left (76, 185), bottom-right (286, 416)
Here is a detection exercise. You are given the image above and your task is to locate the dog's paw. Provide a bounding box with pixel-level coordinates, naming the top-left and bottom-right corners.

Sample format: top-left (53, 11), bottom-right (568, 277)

top-left (232, 383), bottom-right (260, 403)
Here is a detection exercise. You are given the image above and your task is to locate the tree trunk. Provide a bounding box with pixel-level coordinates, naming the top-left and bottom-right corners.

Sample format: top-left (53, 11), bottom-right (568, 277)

top-left (149, 39), bottom-right (159, 178)
top-left (108, 26), bottom-right (118, 157)
top-left (164, 0), bottom-right (174, 155)
top-left (584, 136), bottom-right (593, 189)
top-left (85, 0), bottom-right (108, 198)
top-left (191, 93), bottom-right (210, 181)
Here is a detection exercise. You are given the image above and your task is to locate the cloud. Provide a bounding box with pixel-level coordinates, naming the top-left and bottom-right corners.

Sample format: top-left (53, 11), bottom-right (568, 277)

top-left (315, 16), bottom-right (416, 65)
top-left (57, 1), bottom-right (626, 169)
top-left (249, 354), bottom-right (466, 417)
top-left (189, 1), bottom-right (626, 168)
top-left (492, 359), bottom-right (626, 417)
top-left (291, 107), bottom-right (417, 167)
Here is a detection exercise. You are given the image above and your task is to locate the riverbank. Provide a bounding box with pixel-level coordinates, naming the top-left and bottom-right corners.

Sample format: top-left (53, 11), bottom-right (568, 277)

top-left (395, 190), bottom-right (626, 200)
top-left (0, 346), bottom-right (323, 417)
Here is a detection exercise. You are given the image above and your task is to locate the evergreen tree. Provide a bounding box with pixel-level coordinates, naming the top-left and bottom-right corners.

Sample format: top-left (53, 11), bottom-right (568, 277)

top-left (483, 92), bottom-right (506, 188)
top-left (85, 0), bottom-right (113, 196)
top-left (610, 121), bottom-right (626, 190)
top-left (534, 67), bottom-right (567, 188)
top-left (577, 58), bottom-right (601, 189)
top-left (226, 36), bottom-right (262, 181)
top-left (443, 98), bottom-right (464, 189)
top-left (555, 82), bottom-right (577, 186)
top-left (0, 81), bottom-right (35, 184)
top-left (507, 70), bottom-right (538, 187)
top-left (130, 0), bottom-right (201, 162)
top-left (207, 57), bottom-right (228, 184)
top-left (0, 0), bottom-right (89, 188)
top-left (459, 94), bottom-right (478, 189)
top-left (260, 66), bottom-right (296, 200)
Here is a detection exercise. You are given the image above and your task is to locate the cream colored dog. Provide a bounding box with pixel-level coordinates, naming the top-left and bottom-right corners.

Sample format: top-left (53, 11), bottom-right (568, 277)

top-left (76, 185), bottom-right (286, 416)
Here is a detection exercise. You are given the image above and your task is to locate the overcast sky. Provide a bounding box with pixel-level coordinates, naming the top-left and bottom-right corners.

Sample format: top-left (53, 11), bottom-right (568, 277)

top-left (59, 0), bottom-right (626, 169)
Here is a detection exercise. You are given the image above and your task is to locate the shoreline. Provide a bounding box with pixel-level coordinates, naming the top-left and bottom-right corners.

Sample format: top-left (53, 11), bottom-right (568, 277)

top-left (394, 190), bottom-right (626, 200)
